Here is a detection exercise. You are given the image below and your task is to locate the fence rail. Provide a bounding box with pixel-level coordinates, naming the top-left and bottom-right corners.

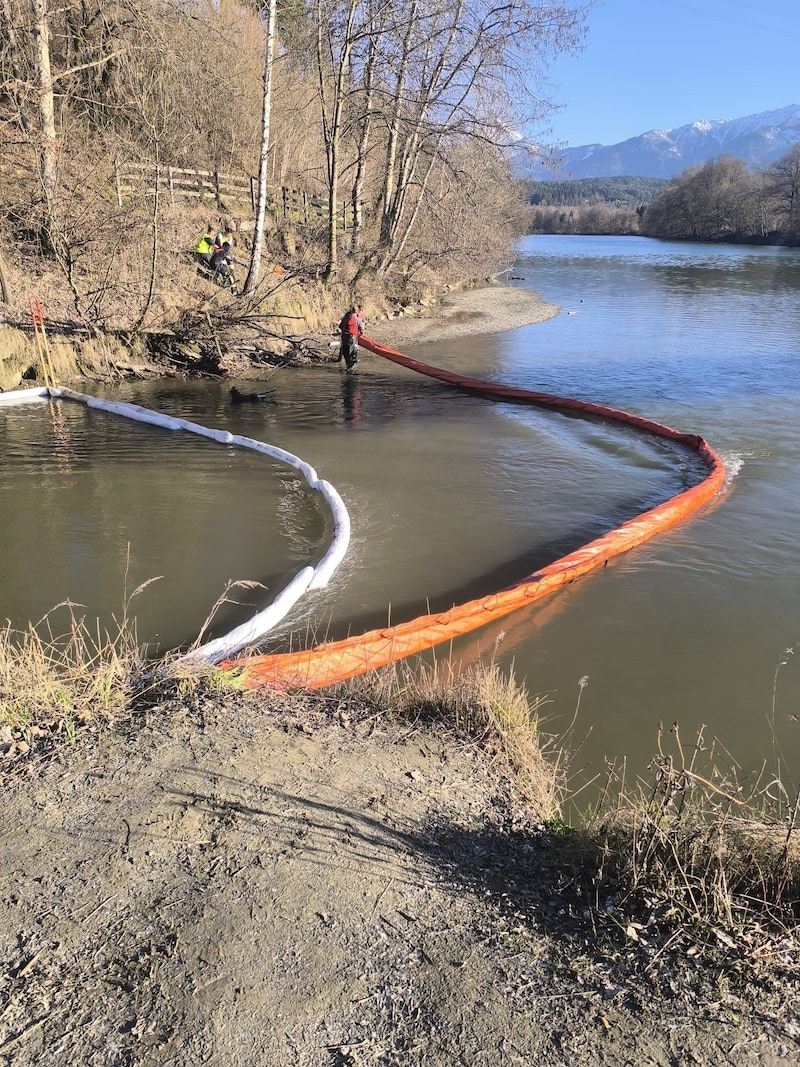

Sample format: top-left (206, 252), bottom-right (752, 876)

top-left (114, 161), bottom-right (351, 228)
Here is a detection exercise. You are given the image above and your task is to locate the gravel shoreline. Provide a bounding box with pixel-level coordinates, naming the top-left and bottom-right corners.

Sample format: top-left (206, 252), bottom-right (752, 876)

top-left (373, 283), bottom-right (561, 349)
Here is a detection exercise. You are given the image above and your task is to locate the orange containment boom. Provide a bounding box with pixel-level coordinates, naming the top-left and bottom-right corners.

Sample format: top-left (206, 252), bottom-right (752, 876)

top-left (223, 336), bottom-right (727, 690)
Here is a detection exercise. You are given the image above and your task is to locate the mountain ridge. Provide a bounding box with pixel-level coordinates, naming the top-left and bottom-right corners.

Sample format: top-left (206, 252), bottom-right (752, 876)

top-left (521, 104), bottom-right (800, 181)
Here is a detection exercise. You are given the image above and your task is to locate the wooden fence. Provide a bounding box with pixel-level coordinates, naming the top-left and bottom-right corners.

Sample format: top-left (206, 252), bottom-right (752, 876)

top-left (113, 161), bottom-right (352, 228)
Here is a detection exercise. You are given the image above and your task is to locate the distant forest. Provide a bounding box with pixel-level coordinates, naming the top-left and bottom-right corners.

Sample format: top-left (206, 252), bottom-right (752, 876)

top-left (522, 150), bottom-right (800, 245)
top-left (521, 176), bottom-right (666, 236)
top-left (521, 176), bottom-right (666, 208)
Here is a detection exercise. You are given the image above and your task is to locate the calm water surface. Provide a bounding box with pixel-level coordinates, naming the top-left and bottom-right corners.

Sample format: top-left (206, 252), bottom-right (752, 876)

top-left (3, 235), bottom-right (800, 791)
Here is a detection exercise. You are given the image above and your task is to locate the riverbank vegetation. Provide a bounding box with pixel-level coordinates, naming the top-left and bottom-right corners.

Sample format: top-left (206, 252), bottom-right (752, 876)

top-left (524, 146), bottom-right (800, 242)
top-left (642, 149), bottom-right (800, 242)
top-left (0, 0), bottom-right (588, 385)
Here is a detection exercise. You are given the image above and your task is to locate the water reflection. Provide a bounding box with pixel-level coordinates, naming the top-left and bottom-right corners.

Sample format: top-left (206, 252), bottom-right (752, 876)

top-left (341, 373), bottom-right (363, 426)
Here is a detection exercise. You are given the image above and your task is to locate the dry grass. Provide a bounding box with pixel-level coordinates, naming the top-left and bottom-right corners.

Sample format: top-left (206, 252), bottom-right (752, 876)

top-left (582, 721), bottom-right (800, 931)
top-left (344, 657), bottom-right (800, 953)
top-left (343, 655), bottom-right (568, 822)
top-left (0, 597), bottom-right (146, 765)
top-left (577, 650), bottom-right (800, 936)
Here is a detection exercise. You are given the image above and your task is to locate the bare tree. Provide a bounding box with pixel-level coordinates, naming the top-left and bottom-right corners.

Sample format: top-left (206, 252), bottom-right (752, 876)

top-left (31, 0), bottom-right (58, 221)
top-left (23, 0), bottom-right (134, 245)
top-left (1, 0), bottom-right (34, 136)
top-left (311, 0), bottom-right (366, 278)
top-left (348, 4), bottom-right (381, 254)
top-left (767, 143), bottom-right (800, 241)
top-left (243, 0), bottom-right (278, 294)
top-left (370, 0), bottom-right (589, 274)
top-left (302, 0), bottom-right (589, 279)
top-left (643, 155), bottom-right (766, 241)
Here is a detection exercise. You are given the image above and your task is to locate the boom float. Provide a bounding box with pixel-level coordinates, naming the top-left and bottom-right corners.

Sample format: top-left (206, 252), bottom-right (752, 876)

top-left (224, 336), bottom-right (728, 690)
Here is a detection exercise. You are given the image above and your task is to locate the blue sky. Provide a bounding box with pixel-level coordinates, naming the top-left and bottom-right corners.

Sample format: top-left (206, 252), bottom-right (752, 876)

top-left (542, 0), bottom-right (800, 148)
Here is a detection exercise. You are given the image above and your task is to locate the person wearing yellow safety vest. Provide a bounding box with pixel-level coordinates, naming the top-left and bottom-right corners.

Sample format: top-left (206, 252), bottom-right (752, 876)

top-left (215, 221), bottom-right (234, 251)
top-left (194, 223), bottom-right (215, 266)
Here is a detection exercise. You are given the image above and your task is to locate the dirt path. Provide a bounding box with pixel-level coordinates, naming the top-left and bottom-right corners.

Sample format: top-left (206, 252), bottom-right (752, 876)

top-left (2, 690), bottom-right (799, 1066)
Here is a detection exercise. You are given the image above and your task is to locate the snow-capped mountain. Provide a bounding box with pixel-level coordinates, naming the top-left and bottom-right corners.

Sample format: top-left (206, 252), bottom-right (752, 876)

top-left (522, 105), bottom-right (800, 181)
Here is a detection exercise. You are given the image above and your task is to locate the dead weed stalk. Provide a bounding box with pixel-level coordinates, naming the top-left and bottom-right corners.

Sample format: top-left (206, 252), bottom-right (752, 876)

top-left (587, 721), bottom-right (800, 935)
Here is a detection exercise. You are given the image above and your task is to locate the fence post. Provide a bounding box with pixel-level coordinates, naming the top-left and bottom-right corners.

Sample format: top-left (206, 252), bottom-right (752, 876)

top-left (214, 169), bottom-right (222, 210)
top-left (168, 166), bottom-right (175, 207)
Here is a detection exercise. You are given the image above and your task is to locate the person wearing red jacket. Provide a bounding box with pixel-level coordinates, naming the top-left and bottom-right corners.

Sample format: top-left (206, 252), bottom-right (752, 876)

top-left (337, 305), bottom-right (364, 370)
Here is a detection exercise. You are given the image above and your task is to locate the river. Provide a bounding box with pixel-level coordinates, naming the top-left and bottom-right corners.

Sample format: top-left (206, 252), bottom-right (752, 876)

top-left (2, 234), bottom-right (799, 794)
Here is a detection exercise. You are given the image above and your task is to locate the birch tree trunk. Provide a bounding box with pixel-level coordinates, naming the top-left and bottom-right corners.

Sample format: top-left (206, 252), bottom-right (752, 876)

top-left (378, 2), bottom-right (417, 250)
top-left (0, 251), bottom-right (10, 304)
top-left (243, 0), bottom-right (278, 295)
